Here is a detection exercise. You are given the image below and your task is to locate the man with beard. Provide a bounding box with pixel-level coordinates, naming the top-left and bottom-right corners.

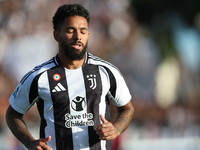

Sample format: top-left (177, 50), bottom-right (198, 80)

top-left (6, 4), bottom-right (134, 150)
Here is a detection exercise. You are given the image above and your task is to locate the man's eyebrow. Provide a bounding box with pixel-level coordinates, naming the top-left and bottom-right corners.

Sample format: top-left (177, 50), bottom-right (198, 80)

top-left (66, 27), bottom-right (75, 30)
top-left (65, 27), bottom-right (88, 30)
top-left (80, 27), bottom-right (88, 30)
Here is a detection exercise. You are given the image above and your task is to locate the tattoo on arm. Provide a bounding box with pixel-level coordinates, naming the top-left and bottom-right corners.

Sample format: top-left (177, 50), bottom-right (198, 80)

top-left (114, 102), bottom-right (134, 134)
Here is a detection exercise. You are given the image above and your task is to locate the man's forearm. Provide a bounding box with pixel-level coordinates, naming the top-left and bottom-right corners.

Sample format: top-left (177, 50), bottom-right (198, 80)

top-left (6, 106), bottom-right (35, 149)
top-left (113, 101), bottom-right (134, 134)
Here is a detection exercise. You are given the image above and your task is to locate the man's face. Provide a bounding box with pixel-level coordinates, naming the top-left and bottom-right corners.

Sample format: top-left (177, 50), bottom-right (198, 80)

top-left (55, 16), bottom-right (89, 60)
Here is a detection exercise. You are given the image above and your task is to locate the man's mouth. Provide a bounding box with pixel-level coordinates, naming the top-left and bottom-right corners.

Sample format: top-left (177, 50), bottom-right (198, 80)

top-left (70, 42), bottom-right (83, 50)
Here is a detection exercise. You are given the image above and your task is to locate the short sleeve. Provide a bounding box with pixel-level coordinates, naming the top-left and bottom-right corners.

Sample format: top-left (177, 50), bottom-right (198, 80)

top-left (9, 73), bottom-right (38, 114)
top-left (107, 66), bottom-right (132, 107)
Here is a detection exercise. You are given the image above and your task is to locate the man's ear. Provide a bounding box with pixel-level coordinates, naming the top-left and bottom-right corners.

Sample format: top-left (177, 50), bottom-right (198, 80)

top-left (53, 30), bottom-right (60, 42)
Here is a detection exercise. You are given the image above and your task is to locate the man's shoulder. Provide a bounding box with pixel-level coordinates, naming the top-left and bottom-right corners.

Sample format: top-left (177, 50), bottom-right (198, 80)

top-left (86, 53), bottom-right (115, 68)
top-left (86, 53), bottom-right (122, 75)
top-left (20, 56), bottom-right (57, 85)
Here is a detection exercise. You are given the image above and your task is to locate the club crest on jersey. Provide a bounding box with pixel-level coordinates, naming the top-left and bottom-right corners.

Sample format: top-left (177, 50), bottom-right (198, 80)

top-left (53, 74), bottom-right (61, 81)
top-left (87, 74), bottom-right (97, 89)
top-left (71, 96), bottom-right (86, 111)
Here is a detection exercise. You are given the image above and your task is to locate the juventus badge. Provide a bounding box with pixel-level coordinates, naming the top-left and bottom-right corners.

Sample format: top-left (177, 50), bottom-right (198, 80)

top-left (87, 74), bottom-right (97, 89)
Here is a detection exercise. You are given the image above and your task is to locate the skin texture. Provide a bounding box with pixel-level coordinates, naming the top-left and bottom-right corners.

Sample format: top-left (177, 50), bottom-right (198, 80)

top-left (5, 15), bottom-right (134, 149)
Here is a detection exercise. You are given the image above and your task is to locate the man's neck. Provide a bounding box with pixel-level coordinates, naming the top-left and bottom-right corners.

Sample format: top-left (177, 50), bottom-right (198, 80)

top-left (57, 53), bottom-right (86, 70)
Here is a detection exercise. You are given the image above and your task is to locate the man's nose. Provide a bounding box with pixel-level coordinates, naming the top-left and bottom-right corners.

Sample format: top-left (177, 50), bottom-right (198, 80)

top-left (73, 31), bottom-right (81, 40)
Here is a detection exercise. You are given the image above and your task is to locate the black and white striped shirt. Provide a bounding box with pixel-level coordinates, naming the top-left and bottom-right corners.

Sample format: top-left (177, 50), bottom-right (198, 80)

top-left (9, 52), bottom-right (131, 150)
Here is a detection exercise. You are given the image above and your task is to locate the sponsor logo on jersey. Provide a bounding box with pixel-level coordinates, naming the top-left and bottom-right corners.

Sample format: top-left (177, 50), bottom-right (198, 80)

top-left (65, 112), bottom-right (94, 128)
top-left (64, 96), bottom-right (94, 128)
top-left (71, 96), bottom-right (86, 111)
top-left (87, 74), bottom-right (97, 89)
top-left (52, 82), bottom-right (66, 92)
top-left (53, 73), bottom-right (61, 81)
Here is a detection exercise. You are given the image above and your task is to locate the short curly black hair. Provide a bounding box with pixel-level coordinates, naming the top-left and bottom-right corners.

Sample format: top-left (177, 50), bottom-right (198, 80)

top-left (52, 4), bottom-right (90, 31)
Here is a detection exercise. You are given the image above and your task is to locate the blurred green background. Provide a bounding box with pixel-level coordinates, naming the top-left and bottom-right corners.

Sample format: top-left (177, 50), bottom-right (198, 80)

top-left (0, 0), bottom-right (199, 149)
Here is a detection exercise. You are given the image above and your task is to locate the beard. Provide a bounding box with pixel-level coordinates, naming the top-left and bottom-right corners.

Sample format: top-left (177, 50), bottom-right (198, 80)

top-left (60, 40), bottom-right (88, 61)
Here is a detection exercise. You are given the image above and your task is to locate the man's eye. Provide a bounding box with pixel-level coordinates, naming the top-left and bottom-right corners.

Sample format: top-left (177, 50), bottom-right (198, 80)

top-left (81, 30), bottom-right (87, 34)
top-left (67, 29), bottom-right (74, 33)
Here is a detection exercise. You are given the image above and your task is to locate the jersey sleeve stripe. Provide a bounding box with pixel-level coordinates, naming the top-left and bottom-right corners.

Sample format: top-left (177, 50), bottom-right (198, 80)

top-left (20, 58), bottom-right (55, 84)
top-left (101, 66), bottom-right (117, 98)
top-left (87, 53), bottom-right (122, 76)
top-left (29, 72), bottom-right (44, 105)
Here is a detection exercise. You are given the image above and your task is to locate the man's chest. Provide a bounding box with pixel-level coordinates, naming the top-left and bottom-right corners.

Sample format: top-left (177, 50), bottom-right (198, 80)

top-left (37, 65), bottom-right (110, 109)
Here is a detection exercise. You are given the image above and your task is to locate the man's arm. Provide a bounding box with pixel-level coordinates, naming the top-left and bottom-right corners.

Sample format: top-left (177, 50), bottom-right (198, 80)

top-left (6, 105), bottom-right (51, 150)
top-left (96, 101), bottom-right (134, 140)
top-left (109, 100), bottom-right (118, 124)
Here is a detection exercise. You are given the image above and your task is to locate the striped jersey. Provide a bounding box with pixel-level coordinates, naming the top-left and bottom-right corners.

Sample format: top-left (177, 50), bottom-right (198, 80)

top-left (9, 52), bottom-right (132, 150)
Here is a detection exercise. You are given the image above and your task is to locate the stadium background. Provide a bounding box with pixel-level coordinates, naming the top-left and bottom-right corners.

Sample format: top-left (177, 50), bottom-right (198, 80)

top-left (0, 0), bottom-right (200, 149)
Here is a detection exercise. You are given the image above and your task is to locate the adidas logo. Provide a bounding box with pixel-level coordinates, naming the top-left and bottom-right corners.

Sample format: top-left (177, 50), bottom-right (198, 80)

top-left (52, 82), bottom-right (66, 92)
